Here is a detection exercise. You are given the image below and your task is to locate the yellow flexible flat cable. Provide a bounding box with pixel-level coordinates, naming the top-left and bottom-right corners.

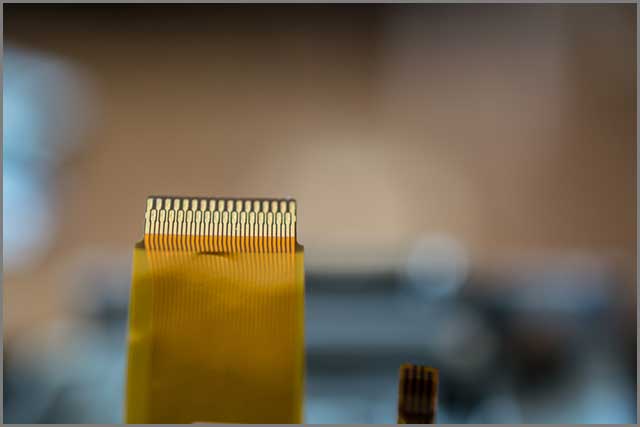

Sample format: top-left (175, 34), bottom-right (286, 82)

top-left (125, 197), bottom-right (304, 423)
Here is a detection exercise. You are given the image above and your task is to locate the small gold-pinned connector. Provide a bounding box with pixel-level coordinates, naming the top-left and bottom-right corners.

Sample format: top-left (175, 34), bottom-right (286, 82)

top-left (397, 364), bottom-right (439, 424)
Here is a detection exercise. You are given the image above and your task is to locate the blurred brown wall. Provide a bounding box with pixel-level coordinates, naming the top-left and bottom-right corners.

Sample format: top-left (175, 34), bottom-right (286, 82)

top-left (3, 5), bottom-right (636, 334)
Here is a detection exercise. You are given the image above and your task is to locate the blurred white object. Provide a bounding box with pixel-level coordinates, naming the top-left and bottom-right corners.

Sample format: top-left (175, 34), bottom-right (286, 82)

top-left (406, 233), bottom-right (470, 298)
top-left (3, 165), bottom-right (55, 272)
top-left (3, 46), bottom-right (93, 273)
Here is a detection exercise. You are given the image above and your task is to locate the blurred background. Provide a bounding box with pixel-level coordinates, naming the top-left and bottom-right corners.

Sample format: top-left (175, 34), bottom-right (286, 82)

top-left (2, 4), bottom-right (637, 423)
